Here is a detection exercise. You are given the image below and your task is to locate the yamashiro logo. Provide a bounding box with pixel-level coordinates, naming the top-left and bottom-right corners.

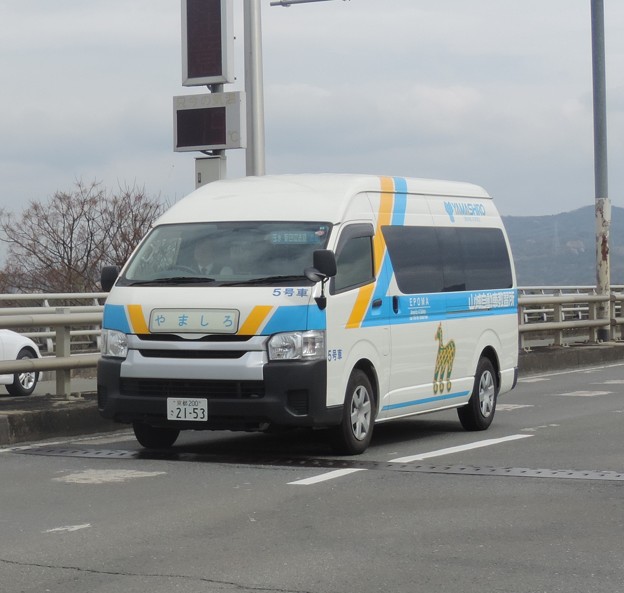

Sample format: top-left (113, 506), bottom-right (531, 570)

top-left (444, 201), bottom-right (486, 223)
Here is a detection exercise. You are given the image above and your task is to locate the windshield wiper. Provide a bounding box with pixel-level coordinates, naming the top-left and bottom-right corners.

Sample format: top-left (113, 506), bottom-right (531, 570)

top-left (221, 274), bottom-right (308, 286)
top-left (128, 276), bottom-right (215, 286)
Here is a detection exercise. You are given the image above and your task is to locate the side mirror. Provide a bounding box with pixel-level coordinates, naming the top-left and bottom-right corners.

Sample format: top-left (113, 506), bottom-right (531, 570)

top-left (304, 250), bottom-right (336, 311)
top-left (312, 249), bottom-right (337, 278)
top-left (101, 266), bottom-right (120, 292)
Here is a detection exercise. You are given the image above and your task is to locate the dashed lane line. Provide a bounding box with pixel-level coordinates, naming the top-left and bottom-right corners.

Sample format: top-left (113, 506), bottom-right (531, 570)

top-left (288, 468), bottom-right (367, 486)
top-left (388, 434), bottom-right (533, 464)
top-left (286, 434), bottom-right (534, 485)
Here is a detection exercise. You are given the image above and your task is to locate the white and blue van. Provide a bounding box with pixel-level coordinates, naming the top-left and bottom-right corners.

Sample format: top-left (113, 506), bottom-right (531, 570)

top-left (98, 174), bottom-right (518, 454)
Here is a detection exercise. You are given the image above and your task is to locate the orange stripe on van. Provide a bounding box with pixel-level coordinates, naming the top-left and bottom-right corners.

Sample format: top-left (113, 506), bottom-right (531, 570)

top-left (127, 304), bottom-right (149, 334)
top-left (238, 305), bottom-right (273, 335)
top-left (346, 283), bottom-right (376, 329)
top-left (346, 176), bottom-right (394, 329)
top-left (373, 176), bottom-right (394, 274)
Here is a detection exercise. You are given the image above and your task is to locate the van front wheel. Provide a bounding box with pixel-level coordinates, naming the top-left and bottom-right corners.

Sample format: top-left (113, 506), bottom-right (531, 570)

top-left (6, 349), bottom-right (39, 396)
top-left (330, 370), bottom-right (374, 455)
top-left (458, 357), bottom-right (497, 431)
top-left (133, 422), bottom-right (180, 449)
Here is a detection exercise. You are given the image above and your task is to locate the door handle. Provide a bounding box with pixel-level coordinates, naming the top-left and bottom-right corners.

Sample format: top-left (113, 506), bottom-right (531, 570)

top-left (392, 296), bottom-right (399, 314)
top-left (372, 298), bottom-right (383, 308)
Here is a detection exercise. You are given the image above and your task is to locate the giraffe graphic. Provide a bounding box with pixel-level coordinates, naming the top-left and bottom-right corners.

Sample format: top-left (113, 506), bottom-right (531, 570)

top-left (433, 323), bottom-right (456, 394)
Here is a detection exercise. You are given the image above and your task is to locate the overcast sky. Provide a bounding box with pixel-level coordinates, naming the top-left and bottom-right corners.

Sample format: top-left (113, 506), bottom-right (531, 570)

top-left (1, 0), bottom-right (623, 217)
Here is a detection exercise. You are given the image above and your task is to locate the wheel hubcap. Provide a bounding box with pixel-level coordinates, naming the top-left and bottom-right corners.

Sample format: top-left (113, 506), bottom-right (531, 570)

top-left (350, 385), bottom-right (372, 441)
top-left (478, 370), bottom-right (495, 417)
top-left (19, 371), bottom-right (36, 390)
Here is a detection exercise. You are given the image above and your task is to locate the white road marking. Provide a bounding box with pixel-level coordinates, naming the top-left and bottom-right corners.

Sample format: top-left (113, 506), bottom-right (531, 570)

top-left (290, 434), bottom-right (535, 484)
top-left (524, 361), bottom-right (624, 380)
top-left (0, 431), bottom-right (134, 454)
top-left (53, 469), bottom-right (166, 484)
top-left (600, 380), bottom-right (624, 385)
top-left (553, 390), bottom-right (612, 397)
top-left (497, 404), bottom-right (534, 411)
top-left (0, 441), bottom-right (67, 455)
top-left (388, 434), bottom-right (533, 464)
top-left (288, 468), bottom-right (366, 486)
top-left (519, 377), bottom-right (550, 383)
top-left (44, 524), bottom-right (91, 533)
top-left (76, 434), bottom-right (136, 445)
top-left (522, 424), bottom-right (560, 432)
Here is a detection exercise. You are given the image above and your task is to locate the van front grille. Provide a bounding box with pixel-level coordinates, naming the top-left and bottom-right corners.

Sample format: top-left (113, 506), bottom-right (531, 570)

top-left (138, 349), bottom-right (244, 359)
top-left (120, 378), bottom-right (265, 399)
top-left (137, 334), bottom-right (253, 342)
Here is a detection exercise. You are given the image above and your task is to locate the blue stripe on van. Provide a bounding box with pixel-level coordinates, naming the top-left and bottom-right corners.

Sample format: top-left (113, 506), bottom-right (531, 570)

top-left (361, 289), bottom-right (516, 327)
top-left (382, 390), bottom-right (471, 412)
top-left (366, 251), bottom-right (393, 317)
top-left (261, 305), bottom-right (326, 335)
top-left (360, 177), bottom-right (408, 326)
top-left (391, 177), bottom-right (408, 225)
top-left (102, 304), bottom-right (130, 333)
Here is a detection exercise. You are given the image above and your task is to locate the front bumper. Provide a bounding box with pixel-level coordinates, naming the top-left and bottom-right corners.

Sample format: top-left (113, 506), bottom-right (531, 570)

top-left (97, 357), bottom-right (341, 430)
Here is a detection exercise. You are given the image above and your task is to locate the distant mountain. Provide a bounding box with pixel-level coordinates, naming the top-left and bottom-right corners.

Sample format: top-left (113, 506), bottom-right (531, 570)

top-left (502, 205), bottom-right (624, 287)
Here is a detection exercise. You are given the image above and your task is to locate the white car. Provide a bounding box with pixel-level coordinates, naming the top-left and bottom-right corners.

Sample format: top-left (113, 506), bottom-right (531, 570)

top-left (0, 330), bottom-right (41, 396)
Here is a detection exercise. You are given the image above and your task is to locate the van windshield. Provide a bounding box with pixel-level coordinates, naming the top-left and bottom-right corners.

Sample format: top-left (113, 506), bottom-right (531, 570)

top-left (118, 221), bottom-right (332, 286)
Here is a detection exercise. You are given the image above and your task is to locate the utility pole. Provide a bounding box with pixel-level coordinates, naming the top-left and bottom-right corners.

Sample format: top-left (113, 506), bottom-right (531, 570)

top-left (591, 0), bottom-right (611, 342)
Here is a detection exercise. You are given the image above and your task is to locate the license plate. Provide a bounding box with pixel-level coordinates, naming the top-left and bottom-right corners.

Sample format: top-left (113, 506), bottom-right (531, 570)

top-left (167, 398), bottom-right (208, 422)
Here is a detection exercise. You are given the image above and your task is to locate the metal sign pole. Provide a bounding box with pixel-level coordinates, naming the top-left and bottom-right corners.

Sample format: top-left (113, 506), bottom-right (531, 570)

top-left (244, 0), bottom-right (266, 176)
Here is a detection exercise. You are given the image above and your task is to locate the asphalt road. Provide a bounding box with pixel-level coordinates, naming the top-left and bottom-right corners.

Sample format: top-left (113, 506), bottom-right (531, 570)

top-left (1, 362), bottom-right (623, 593)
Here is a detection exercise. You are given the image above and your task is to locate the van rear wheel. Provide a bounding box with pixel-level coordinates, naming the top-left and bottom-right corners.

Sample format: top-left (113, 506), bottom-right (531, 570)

top-left (133, 422), bottom-right (180, 449)
top-left (330, 369), bottom-right (374, 455)
top-left (458, 357), bottom-right (497, 431)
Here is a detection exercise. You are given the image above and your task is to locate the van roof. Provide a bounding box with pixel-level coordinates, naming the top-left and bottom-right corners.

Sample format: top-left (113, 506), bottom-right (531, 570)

top-left (157, 174), bottom-right (491, 225)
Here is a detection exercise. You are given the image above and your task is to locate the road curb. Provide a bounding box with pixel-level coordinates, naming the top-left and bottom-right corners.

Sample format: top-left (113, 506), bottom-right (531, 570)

top-left (519, 343), bottom-right (624, 376)
top-left (0, 394), bottom-right (118, 446)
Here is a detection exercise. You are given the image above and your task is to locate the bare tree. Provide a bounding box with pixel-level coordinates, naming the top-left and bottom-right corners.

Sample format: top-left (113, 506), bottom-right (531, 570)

top-left (100, 182), bottom-right (165, 268)
top-left (0, 180), bottom-right (165, 293)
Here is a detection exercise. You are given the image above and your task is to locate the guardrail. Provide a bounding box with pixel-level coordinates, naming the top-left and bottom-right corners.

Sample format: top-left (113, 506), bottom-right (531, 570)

top-left (0, 293), bottom-right (106, 397)
top-left (1, 288), bottom-right (623, 397)
top-left (518, 286), bottom-right (624, 349)
top-left (0, 292), bottom-right (106, 353)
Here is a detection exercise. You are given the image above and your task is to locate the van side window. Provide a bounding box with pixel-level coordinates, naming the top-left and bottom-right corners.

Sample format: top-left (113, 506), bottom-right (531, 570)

top-left (436, 227), bottom-right (465, 291)
top-left (457, 227), bottom-right (513, 289)
top-left (334, 235), bottom-right (374, 293)
top-left (382, 225), bottom-right (512, 294)
top-left (381, 226), bottom-right (444, 294)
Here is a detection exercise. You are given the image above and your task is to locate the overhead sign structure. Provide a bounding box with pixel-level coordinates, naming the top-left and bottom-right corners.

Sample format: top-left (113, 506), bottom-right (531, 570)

top-left (182, 0), bottom-right (234, 86)
top-left (173, 92), bottom-right (246, 152)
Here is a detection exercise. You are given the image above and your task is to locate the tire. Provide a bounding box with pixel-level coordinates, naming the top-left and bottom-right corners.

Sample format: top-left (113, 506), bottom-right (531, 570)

top-left (331, 369), bottom-right (375, 455)
top-left (457, 357), bottom-right (497, 431)
top-left (6, 349), bottom-right (39, 396)
top-left (133, 421), bottom-right (180, 449)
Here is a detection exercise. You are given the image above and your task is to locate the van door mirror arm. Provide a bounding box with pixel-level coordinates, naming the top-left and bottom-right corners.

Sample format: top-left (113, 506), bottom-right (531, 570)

top-left (305, 249), bottom-right (337, 311)
top-left (315, 278), bottom-right (329, 311)
top-left (304, 267), bottom-right (329, 311)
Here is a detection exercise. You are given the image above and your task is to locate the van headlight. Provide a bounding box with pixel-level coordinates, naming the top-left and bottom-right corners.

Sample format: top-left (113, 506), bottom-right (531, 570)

top-left (101, 329), bottom-right (128, 359)
top-left (268, 330), bottom-right (325, 361)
